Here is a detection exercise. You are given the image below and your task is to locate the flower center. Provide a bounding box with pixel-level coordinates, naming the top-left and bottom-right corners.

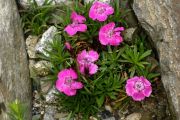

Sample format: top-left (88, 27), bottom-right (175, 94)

top-left (96, 6), bottom-right (106, 14)
top-left (71, 21), bottom-right (79, 28)
top-left (106, 29), bottom-right (114, 38)
top-left (82, 57), bottom-right (92, 74)
top-left (65, 76), bottom-right (73, 86)
top-left (82, 56), bottom-right (92, 64)
top-left (134, 81), bottom-right (145, 91)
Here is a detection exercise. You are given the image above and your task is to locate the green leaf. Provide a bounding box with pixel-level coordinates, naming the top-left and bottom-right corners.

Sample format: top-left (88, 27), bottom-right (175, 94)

top-left (139, 50), bottom-right (152, 60)
top-left (148, 73), bottom-right (160, 80)
top-left (96, 95), bottom-right (105, 108)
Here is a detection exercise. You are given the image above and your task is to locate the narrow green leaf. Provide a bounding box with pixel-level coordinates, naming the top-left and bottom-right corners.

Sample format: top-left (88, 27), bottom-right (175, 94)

top-left (139, 50), bottom-right (152, 60)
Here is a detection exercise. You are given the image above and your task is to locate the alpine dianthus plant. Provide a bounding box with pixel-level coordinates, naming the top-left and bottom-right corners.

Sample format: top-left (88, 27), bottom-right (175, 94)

top-left (42, 1), bottom-right (157, 119)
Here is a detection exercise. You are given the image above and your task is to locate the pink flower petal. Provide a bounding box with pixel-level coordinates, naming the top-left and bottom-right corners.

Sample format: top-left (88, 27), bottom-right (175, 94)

top-left (71, 11), bottom-right (86, 23)
top-left (109, 38), bottom-right (120, 46)
top-left (76, 15), bottom-right (86, 23)
top-left (97, 14), bottom-right (108, 22)
top-left (56, 80), bottom-right (64, 92)
top-left (71, 82), bottom-right (83, 89)
top-left (143, 86), bottom-right (152, 97)
top-left (106, 22), bottom-right (115, 29)
top-left (125, 84), bottom-right (136, 96)
top-left (89, 7), bottom-right (97, 20)
top-left (99, 33), bottom-right (109, 45)
top-left (105, 6), bottom-right (114, 15)
top-left (70, 11), bottom-right (77, 20)
top-left (88, 50), bottom-right (99, 62)
top-left (76, 24), bottom-right (87, 32)
top-left (68, 68), bottom-right (78, 80)
top-left (64, 25), bottom-right (77, 36)
top-left (109, 36), bottom-right (123, 46)
top-left (65, 42), bottom-right (72, 50)
top-left (89, 63), bottom-right (98, 75)
top-left (57, 69), bottom-right (69, 81)
top-left (79, 64), bottom-right (85, 74)
top-left (140, 76), bottom-right (151, 86)
top-left (114, 27), bottom-right (124, 32)
top-left (132, 92), bottom-right (145, 101)
top-left (127, 77), bottom-right (138, 84)
top-left (63, 87), bottom-right (77, 96)
top-left (77, 50), bottom-right (87, 62)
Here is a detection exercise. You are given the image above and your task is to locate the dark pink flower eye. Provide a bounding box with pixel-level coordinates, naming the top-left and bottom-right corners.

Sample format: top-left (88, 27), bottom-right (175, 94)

top-left (134, 81), bottom-right (145, 91)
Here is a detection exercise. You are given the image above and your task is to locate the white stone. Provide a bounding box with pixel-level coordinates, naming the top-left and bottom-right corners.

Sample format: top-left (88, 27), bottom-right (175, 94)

top-left (45, 87), bottom-right (58, 103)
top-left (125, 113), bottom-right (142, 120)
top-left (35, 26), bottom-right (57, 56)
top-left (105, 105), bottom-right (113, 113)
top-left (44, 106), bottom-right (56, 120)
top-left (43, 87), bottom-right (58, 120)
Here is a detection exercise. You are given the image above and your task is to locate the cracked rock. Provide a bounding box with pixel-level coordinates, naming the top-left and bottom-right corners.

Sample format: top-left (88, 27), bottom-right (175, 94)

top-left (35, 26), bottom-right (57, 57)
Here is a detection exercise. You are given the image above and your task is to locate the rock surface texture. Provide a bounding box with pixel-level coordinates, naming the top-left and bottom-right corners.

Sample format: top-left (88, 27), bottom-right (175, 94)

top-left (19, 0), bottom-right (66, 7)
top-left (0, 0), bottom-right (31, 120)
top-left (132, 0), bottom-right (180, 119)
top-left (35, 26), bottom-right (57, 57)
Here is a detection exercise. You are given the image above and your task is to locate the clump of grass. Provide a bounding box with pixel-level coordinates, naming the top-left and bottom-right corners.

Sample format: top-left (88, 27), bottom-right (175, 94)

top-left (8, 100), bottom-right (27, 120)
top-left (20, 0), bottom-right (57, 35)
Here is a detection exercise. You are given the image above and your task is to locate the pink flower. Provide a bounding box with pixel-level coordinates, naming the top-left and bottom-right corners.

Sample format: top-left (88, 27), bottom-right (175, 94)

top-left (125, 76), bottom-right (152, 101)
top-left (89, 1), bottom-right (114, 22)
top-left (65, 42), bottom-right (72, 50)
top-left (99, 22), bottom-right (124, 46)
top-left (64, 11), bottom-right (87, 36)
top-left (77, 50), bottom-right (99, 75)
top-left (56, 68), bottom-right (83, 96)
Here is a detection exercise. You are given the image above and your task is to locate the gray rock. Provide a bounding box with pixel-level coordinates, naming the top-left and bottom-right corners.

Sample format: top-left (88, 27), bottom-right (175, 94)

top-left (35, 26), bottom-right (57, 56)
top-left (33, 60), bottom-right (52, 76)
top-left (0, 0), bottom-right (32, 119)
top-left (26, 35), bottom-right (38, 59)
top-left (132, 0), bottom-right (180, 119)
top-left (41, 80), bottom-right (52, 94)
top-left (43, 87), bottom-right (58, 120)
top-left (123, 27), bottom-right (137, 42)
top-left (125, 113), bottom-right (142, 120)
top-left (32, 114), bottom-right (41, 120)
top-left (45, 87), bottom-right (58, 103)
top-left (44, 106), bottom-right (56, 120)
